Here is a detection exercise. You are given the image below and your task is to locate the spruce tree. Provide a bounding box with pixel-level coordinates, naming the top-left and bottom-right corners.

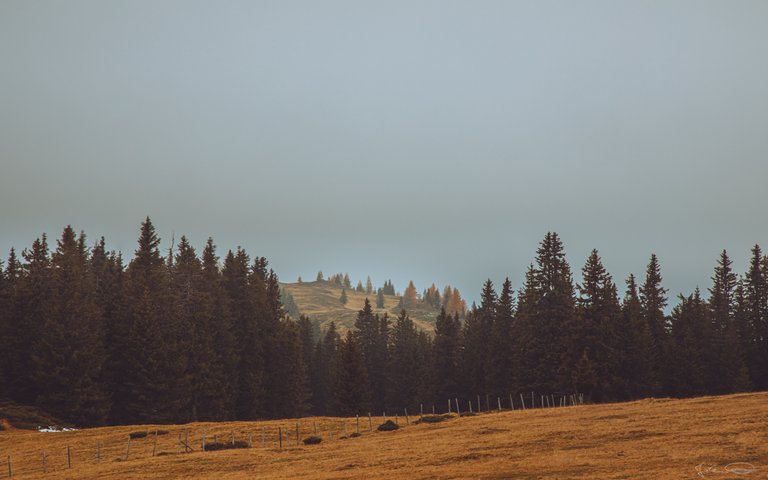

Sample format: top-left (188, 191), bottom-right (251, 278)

top-left (639, 254), bottom-right (668, 394)
top-left (569, 250), bottom-right (622, 402)
top-left (708, 250), bottom-right (738, 393)
top-left (668, 290), bottom-right (709, 397)
top-left (354, 299), bottom-right (389, 412)
top-left (432, 308), bottom-right (461, 404)
top-left (334, 331), bottom-right (371, 415)
top-left (340, 287), bottom-right (348, 305)
top-left (743, 245), bottom-right (767, 388)
top-left (32, 226), bottom-right (110, 426)
top-left (387, 310), bottom-right (421, 410)
top-left (366, 276), bottom-right (373, 295)
top-left (515, 233), bottom-right (576, 393)
top-left (487, 278), bottom-right (514, 398)
top-left (223, 248), bottom-right (265, 420)
top-left (10, 236), bottom-right (52, 404)
top-left (376, 288), bottom-right (385, 309)
top-left (462, 279), bottom-right (496, 399)
top-left (620, 274), bottom-right (654, 399)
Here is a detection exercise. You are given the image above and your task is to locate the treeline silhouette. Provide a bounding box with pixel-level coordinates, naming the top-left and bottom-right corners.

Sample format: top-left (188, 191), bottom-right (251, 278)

top-left (0, 223), bottom-right (766, 427)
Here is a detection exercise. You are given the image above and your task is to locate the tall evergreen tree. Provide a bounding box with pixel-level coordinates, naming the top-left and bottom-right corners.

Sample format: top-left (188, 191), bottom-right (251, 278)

top-left (9, 236), bottom-right (52, 404)
top-left (120, 218), bottom-right (189, 423)
top-left (354, 299), bottom-right (389, 412)
top-left (334, 331), bottom-right (371, 415)
top-left (387, 310), bottom-right (421, 410)
top-left (432, 308), bottom-right (461, 406)
top-left (619, 274), bottom-right (654, 398)
top-left (515, 233), bottom-right (576, 393)
top-left (569, 250), bottom-right (622, 401)
top-left (487, 278), bottom-right (514, 398)
top-left (743, 245), bottom-right (768, 388)
top-left (639, 254), bottom-right (668, 394)
top-left (461, 279), bottom-right (495, 399)
top-left (32, 227), bottom-right (110, 426)
top-left (708, 250), bottom-right (739, 393)
top-left (376, 288), bottom-right (385, 309)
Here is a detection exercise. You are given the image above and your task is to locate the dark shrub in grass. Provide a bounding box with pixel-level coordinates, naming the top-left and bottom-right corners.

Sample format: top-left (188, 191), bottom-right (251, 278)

top-left (415, 414), bottom-right (453, 424)
top-left (204, 440), bottom-right (249, 451)
top-left (129, 431), bottom-right (148, 439)
top-left (377, 420), bottom-right (399, 431)
top-left (303, 436), bottom-right (322, 445)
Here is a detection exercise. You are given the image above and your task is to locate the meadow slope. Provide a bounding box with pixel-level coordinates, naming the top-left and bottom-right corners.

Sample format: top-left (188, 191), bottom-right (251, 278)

top-left (280, 281), bottom-right (440, 332)
top-left (0, 392), bottom-right (766, 479)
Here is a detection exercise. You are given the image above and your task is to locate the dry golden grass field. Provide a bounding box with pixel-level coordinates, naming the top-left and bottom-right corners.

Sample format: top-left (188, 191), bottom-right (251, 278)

top-left (1, 392), bottom-right (766, 479)
top-left (281, 281), bottom-right (439, 332)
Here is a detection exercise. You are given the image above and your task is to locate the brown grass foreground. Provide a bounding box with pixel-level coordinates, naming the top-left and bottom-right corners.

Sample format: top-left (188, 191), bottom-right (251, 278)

top-left (1, 392), bottom-right (766, 479)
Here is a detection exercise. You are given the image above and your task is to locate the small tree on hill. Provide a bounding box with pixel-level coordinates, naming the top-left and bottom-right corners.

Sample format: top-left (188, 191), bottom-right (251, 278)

top-left (316, 271), bottom-right (324, 282)
top-left (376, 288), bottom-right (385, 308)
top-left (340, 288), bottom-right (348, 305)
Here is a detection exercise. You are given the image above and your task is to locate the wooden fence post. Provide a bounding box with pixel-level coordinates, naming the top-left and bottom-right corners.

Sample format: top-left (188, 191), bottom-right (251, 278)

top-left (67, 445), bottom-right (71, 468)
top-left (520, 393), bottom-right (525, 410)
top-left (468, 400), bottom-right (473, 414)
top-left (448, 399), bottom-right (451, 414)
top-left (231, 431), bottom-right (235, 446)
top-left (98, 441), bottom-right (101, 463)
top-left (455, 398), bottom-right (461, 417)
top-left (125, 436), bottom-right (131, 461)
top-left (7, 455), bottom-right (12, 478)
top-left (261, 426), bottom-right (266, 448)
top-left (420, 403), bottom-right (423, 419)
top-left (404, 408), bottom-right (409, 425)
top-left (296, 421), bottom-right (299, 446)
top-left (42, 450), bottom-right (47, 474)
top-left (476, 395), bottom-right (481, 413)
top-left (248, 434), bottom-right (253, 448)
top-left (497, 397), bottom-right (502, 412)
top-left (185, 430), bottom-right (189, 453)
top-left (356, 414), bottom-right (360, 433)
top-left (368, 412), bottom-right (372, 431)
top-left (432, 405), bottom-right (435, 415)
top-left (278, 427), bottom-right (282, 450)
top-left (202, 431), bottom-right (206, 452)
top-left (314, 418), bottom-right (317, 435)
top-left (510, 394), bottom-right (514, 410)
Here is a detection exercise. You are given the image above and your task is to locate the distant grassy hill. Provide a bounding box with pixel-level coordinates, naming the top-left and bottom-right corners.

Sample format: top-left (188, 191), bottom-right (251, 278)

top-left (280, 281), bottom-right (440, 333)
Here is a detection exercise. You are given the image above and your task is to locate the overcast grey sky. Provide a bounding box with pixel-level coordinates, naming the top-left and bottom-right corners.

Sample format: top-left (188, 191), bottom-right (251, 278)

top-left (1, 1), bottom-right (767, 303)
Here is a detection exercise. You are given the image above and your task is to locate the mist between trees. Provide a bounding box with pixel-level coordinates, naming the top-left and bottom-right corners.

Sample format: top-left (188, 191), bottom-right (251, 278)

top-left (0, 220), bottom-right (766, 427)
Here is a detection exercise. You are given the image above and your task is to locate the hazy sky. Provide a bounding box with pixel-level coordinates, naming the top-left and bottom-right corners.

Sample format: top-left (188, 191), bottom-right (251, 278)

top-left (1, 1), bottom-right (767, 304)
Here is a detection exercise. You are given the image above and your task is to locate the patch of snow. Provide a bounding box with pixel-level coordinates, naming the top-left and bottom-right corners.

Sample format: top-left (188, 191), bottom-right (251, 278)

top-left (38, 426), bottom-right (77, 432)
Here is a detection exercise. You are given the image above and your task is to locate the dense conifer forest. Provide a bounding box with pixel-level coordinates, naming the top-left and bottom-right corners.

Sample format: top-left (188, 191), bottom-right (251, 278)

top-left (0, 220), bottom-right (766, 426)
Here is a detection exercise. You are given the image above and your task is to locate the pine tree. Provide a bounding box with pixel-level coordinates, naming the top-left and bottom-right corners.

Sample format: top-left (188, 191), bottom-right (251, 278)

top-left (515, 233), bottom-right (576, 393)
top-left (387, 310), bottom-right (421, 410)
top-left (121, 218), bottom-right (189, 423)
top-left (316, 271), bottom-right (324, 282)
top-left (344, 273), bottom-right (352, 288)
top-left (487, 278), bottom-right (514, 398)
top-left (340, 287), bottom-right (348, 305)
top-left (569, 250), bottom-right (622, 402)
top-left (376, 288), bottom-right (385, 309)
top-left (639, 254), bottom-right (668, 394)
top-left (200, 238), bottom-right (238, 420)
top-left (432, 308), bottom-right (461, 404)
top-left (366, 276), bottom-right (373, 295)
top-left (462, 279), bottom-right (496, 399)
top-left (668, 290), bottom-right (708, 397)
top-left (314, 322), bottom-right (340, 415)
top-left (9, 236), bottom-right (52, 404)
top-left (708, 250), bottom-right (738, 393)
top-left (354, 299), bottom-right (389, 412)
top-left (32, 227), bottom-right (110, 426)
top-left (222, 248), bottom-right (265, 419)
top-left (356, 280), bottom-right (364, 293)
top-left (620, 274), bottom-right (654, 399)
top-left (334, 331), bottom-right (371, 415)
top-left (743, 245), bottom-right (767, 388)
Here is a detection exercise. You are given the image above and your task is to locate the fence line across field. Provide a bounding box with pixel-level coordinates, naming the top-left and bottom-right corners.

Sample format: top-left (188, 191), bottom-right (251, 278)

top-left (0, 391), bottom-right (584, 477)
